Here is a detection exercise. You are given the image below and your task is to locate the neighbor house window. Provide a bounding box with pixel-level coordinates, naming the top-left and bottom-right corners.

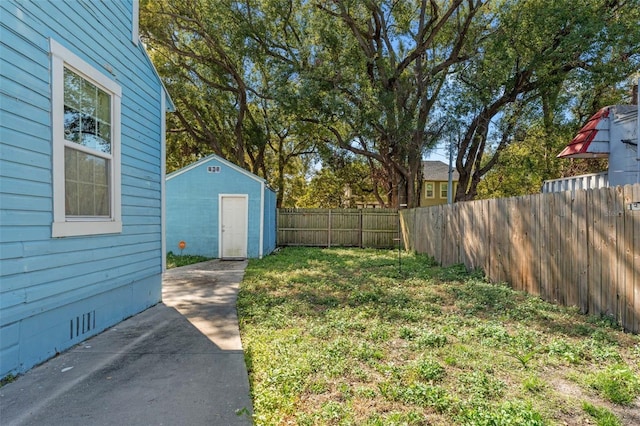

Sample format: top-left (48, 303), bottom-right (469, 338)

top-left (424, 182), bottom-right (434, 198)
top-left (51, 39), bottom-right (122, 237)
top-left (440, 182), bottom-right (448, 199)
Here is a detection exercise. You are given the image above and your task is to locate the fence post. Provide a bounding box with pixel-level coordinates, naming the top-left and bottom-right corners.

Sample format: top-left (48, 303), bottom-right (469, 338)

top-left (359, 210), bottom-right (363, 248)
top-left (328, 210), bottom-right (332, 248)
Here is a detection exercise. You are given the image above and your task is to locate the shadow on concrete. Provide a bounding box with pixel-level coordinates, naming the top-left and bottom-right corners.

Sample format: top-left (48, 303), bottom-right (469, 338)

top-left (0, 260), bottom-right (253, 426)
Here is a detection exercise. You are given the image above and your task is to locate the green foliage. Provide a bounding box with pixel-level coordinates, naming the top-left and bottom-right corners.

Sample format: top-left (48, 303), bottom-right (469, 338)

top-left (140, 0), bottom-right (319, 206)
top-left (459, 371), bottom-right (506, 400)
top-left (415, 358), bottom-right (446, 382)
top-left (582, 402), bottom-right (622, 426)
top-left (415, 331), bottom-right (448, 349)
top-left (142, 0), bottom-right (640, 206)
top-left (589, 364), bottom-right (640, 405)
top-left (296, 159), bottom-right (379, 208)
top-left (476, 123), bottom-right (572, 199)
top-left (522, 374), bottom-right (545, 393)
top-left (459, 401), bottom-right (545, 426)
top-left (0, 374), bottom-right (16, 387)
top-left (165, 252), bottom-right (212, 269)
top-left (449, 0), bottom-right (640, 200)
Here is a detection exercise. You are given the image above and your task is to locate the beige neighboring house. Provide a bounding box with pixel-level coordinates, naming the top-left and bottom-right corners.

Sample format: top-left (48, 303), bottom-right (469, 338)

top-left (421, 161), bottom-right (459, 207)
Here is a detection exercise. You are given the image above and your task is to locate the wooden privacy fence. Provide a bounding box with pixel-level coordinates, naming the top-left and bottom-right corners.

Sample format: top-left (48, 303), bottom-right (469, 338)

top-left (400, 184), bottom-right (640, 333)
top-left (278, 208), bottom-right (399, 248)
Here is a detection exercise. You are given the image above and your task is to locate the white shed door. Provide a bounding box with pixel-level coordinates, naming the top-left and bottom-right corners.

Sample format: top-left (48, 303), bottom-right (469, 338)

top-left (220, 195), bottom-right (248, 259)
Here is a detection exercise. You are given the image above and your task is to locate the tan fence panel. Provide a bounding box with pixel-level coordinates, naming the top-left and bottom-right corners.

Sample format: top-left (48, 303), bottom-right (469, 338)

top-left (277, 209), bottom-right (329, 246)
top-left (400, 184), bottom-right (640, 332)
top-left (362, 210), bottom-right (400, 248)
top-left (629, 185), bottom-right (640, 333)
top-left (278, 209), bottom-right (398, 249)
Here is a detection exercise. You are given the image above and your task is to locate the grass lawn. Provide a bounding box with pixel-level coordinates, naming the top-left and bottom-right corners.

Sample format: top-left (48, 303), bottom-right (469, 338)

top-left (238, 247), bottom-right (640, 426)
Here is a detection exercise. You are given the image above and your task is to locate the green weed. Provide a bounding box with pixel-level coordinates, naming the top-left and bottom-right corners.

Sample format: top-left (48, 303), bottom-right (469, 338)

top-left (166, 251), bottom-right (212, 268)
top-left (522, 374), bottom-right (545, 393)
top-left (415, 330), bottom-right (448, 348)
top-left (458, 401), bottom-right (545, 425)
top-left (582, 402), bottom-right (622, 426)
top-left (0, 374), bottom-right (16, 387)
top-left (415, 358), bottom-right (446, 382)
top-left (589, 364), bottom-right (640, 405)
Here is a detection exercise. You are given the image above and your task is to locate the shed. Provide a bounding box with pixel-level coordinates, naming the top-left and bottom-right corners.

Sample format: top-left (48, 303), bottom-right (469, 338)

top-left (166, 154), bottom-right (276, 259)
top-left (0, 0), bottom-right (173, 378)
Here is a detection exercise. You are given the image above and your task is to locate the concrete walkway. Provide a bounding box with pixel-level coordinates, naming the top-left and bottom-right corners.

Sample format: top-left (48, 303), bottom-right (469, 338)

top-left (0, 260), bottom-right (253, 426)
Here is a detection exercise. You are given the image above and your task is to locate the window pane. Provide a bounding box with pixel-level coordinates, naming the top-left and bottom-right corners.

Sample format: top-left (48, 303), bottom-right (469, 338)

top-left (65, 147), bottom-right (110, 216)
top-left (64, 106), bottom-right (81, 142)
top-left (97, 88), bottom-right (110, 123)
top-left (63, 67), bottom-right (111, 154)
top-left (64, 69), bottom-right (82, 110)
top-left (65, 179), bottom-right (79, 215)
top-left (425, 183), bottom-right (434, 197)
top-left (96, 122), bottom-right (111, 153)
top-left (64, 145), bottom-right (78, 181)
top-left (94, 185), bottom-right (109, 216)
top-left (80, 78), bottom-right (97, 116)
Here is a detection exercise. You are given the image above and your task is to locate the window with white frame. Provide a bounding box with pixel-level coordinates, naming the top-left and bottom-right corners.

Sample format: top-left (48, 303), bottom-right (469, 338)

top-left (50, 39), bottom-right (122, 237)
top-left (424, 182), bottom-right (434, 198)
top-left (440, 182), bottom-right (448, 199)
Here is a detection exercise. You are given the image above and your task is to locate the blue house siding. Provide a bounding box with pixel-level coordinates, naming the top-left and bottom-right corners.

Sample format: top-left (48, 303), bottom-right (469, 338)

top-left (166, 155), bottom-right (276, 259)
top-left (0, 1), bottom-right (168, 377)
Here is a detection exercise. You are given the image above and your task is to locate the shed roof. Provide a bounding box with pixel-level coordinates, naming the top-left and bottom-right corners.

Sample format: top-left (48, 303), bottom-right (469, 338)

top-left (166, 154), bottom-right (272, 190)
top-left (557, 107), bottom-right (611, 158)
top-left (422, 160), bottom-right (459, 181)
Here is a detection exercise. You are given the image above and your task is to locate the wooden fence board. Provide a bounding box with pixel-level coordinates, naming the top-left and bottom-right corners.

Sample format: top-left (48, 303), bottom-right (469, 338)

top-left (531, 193), bottom-right (542, 297)
top-left (444, 203), bottom-right (460, 264)
top-left (510, 196), bottom-right (526, 292)
top-left (588, 189), bottom-right (602, 316)
top-left (433, 206), bottom-right (444, 264)
top-left (557, 191), bottom-right (571, 305)
top-left (459, 202), bottom-right (471, 269)
top-left (603, 189), bottom-right (617, 318)
top-left (481, 200), bottom-right (491, 277)
top-left (574, 189), bottom-right (589, 314)
top-left (632, 185), bottom-right (640, 333)
top-left (563, 191), bottom-right (576, 307)
top-left (617, 186), bottom-right (628, 326)
top-left (539, 193), bottom-right (551, 301)
top-left (611, 186), bottom-right (624, 324)
top-left (494, 198), bottom-right (513, 282)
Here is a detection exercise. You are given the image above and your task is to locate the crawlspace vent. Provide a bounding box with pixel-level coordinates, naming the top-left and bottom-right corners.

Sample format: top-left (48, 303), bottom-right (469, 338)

top-left (70, 310), bottom-right (96, 339)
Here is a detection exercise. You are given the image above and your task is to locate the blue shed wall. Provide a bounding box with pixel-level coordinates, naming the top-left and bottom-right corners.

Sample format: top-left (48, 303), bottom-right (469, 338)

top-left (263, 188), bottom-right (277, 256)
top-left (166, 156), bottom-right (266, 258)
top-left (0, 1), bottom-right (165, 377)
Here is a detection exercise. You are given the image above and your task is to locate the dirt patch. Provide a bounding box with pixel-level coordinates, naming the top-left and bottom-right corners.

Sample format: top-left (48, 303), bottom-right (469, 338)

top-left (550, 376), bottom-right (640, 426)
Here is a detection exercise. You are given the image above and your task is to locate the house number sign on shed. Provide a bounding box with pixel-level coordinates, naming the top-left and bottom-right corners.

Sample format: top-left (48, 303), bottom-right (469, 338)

top-left (207, 166), bottom-right (221, 173)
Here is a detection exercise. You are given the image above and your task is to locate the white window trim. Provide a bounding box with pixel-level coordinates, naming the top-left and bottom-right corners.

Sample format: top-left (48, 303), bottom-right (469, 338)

top-left (424, 182), bottom-right (435, 199)
top-left (50, 39), bottom-right (122, 237)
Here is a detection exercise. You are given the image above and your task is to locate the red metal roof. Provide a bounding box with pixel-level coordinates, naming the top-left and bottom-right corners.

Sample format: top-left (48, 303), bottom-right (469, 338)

top-left (557, 107), bottom-right (610, 158)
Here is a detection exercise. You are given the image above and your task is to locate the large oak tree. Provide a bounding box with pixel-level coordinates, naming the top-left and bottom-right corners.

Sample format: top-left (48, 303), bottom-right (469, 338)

top-left (142, 0), bottom-right (639, 206)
